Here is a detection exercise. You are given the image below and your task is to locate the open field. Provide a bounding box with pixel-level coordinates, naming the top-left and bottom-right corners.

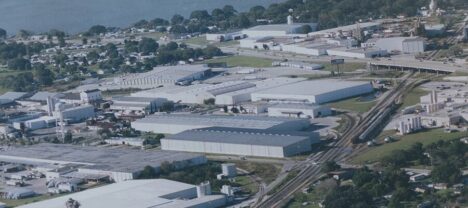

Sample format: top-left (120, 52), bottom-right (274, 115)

top-left (351, 128), bottom-right (467, 164)
top-left (325, 96), bottom-right (376, 113)
top-left (233, 161), bottom-right (282, 184)
top-left (398, 87), bottom-right (428, 110)
top-left (203, 55), bottom-right (274, 68)
top-left (139, 32), bottom-right (165, 40)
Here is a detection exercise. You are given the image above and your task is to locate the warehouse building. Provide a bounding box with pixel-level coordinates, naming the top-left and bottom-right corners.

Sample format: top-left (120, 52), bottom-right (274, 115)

top-left (131, 78), bottom-right (304, 105)
top-left (110, 96), bottom-right (168, 115)
top-left (53, 104), bottom-right (95, 123)
top-left (242, 23), bottom-right (317, 38)
top-left (251, 80), bottom-right (374, 104)
top-left (0, 143), bottom-right (206, 182)
top-left (111, 65), bottom-right (211, 89)
top-left (19, 179), bottom-right (226, 208)
top-left (268, 103), bottom-right (332, 119)
top-left (132, 114), bottom-right (310, 134)
top-left (161, 128), bottom-right (319, 158)
top-left (206, 31), bottom-right (245, 42)
top-left (363, 36), bottom-right (426, 54)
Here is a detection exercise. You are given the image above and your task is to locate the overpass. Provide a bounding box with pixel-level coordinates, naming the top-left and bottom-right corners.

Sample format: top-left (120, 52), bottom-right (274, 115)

top-left (368, 59), bottom-right (465, 74)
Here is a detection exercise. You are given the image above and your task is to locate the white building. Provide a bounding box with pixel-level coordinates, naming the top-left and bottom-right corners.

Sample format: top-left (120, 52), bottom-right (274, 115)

top-left (206, 31), bottom-right (245, 42)
top-left (105, 137), bottom-right (145, 147)
top-left (161, 128), bottom-right (318, 158)
top-left (131, 114), bottom-right (310, 134)
top-left (242, 23), bottom-right (317, 38)
top-left (18, 179), bottom-right (226, 208)
top-left (363, 37), bottom-right (425, 54)
top-left (110, 96), bottom-right (168, 115)
top-left (110, 65), bottom-right (211, 89)
top-left (53, 104), bottom-right (95, 122)
top-left (23, 116), bottom-right (57, 130)
top-left (79, 89), bottom-right (102, 103)
top-left (397, 116), bottom-right (422, 135)
top-left (221, 163), bottom-right (237, 178)
top-left (268, 103), bottom-right (332, 119)
top-left (251, 80), bottom-right (374, 104)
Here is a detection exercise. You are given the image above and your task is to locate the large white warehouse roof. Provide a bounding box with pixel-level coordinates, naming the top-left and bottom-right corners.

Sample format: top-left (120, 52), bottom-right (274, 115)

top-left (131, 114), bottom-right (309, 134)
top-left (18, 179), bottom-right (225, 208)
top-left (251, 79), bottom-right (373, 104)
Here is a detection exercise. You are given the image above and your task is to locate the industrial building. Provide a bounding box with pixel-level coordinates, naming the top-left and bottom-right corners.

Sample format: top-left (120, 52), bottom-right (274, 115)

top-left (308, 22), bottom-right (381, 37)
top-left (268, 103), bottom-right (332, 119)
top-left (206, 31), bottom-right (245, 42)
top-left (52, 104), bottom-right (95, 123)
top-left (0, 143), bottom-right (206, 182)
top-left (131, 78), bottom-right (304, 105)
top-left (161, 128), bottom-right (319, 158)
top-left (251, 80), bottom-right (374, 104)
top-left (22, 116), bottom-right (56, 130)
top-left (79, 89), bottom-right (102, 103)
top-left (110, 96), bottom-right (168, 115)
top-left (110, 65), bottom-right (211, 89)
top-left (18, 179), bottom-right (226, 208)
top-left (242, 17), bottom-right (317, 38)
top-left (272, 61), bottom-right (324, 70)
top-left (363, 36), bottom-right (426, 54)
top-left (132, 114), bottom-right (310, 134)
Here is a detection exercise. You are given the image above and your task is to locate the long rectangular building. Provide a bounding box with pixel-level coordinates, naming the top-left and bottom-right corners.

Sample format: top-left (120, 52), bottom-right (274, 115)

top-left (251, 79), bottom-right (374, 104)
top-left (0, 144), bottom-right (206, 182)
top-left (162, 128), bottom-right (319, 158)
top-left (19, 179), bottom-right (226, 208)
top-left (131, 114), bottom-right (310, 134)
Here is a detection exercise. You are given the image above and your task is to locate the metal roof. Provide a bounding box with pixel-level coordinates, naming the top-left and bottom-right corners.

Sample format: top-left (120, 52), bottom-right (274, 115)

top-left (0, 143), bottom-right (204, 173)
top-left (0, 92), bottom-right (28, 100)
top-left (165, 129), bottom-right (311, 147)
top-left (254, 80), bottom-right (372, 96)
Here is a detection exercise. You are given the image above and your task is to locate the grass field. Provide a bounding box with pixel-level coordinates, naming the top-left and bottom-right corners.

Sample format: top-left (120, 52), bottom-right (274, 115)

top-left (234, 175), bottom-right (259, 194)
top-left (351, 128), bottom-right (468, 164)
top-left (139, 32), bottom-right (165, 40)
top-left (2, 193), bottom-right (68, 207)
top-left (398, 87), bottom-right (428, 110)
top-left (203, 55), bottom-right (274, 68)
top-left (233, 161), bottom-right (282, 184)
top-left (325, 96), bottom-right (376, 113)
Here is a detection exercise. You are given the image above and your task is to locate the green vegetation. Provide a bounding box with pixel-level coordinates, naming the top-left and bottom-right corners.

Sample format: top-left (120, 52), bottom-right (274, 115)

top-left (398, 87), bottom-right (428, 110)
top-left (203, 55), bottom-right (273, 68)
top-left (268, 169), bottom-right (300, 195)
top-left (234, 175), bottom-right (259, 194)
top-left (233, 161), bottom-right (282, 184)
top-left (2, 193), bottom-right (68, 207)
top-left (325, 95), bottom-right (376, 113)
top-left (352, 128), bottom-right (467, 164)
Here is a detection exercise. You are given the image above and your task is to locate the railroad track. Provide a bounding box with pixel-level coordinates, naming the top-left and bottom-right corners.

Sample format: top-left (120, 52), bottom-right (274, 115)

top-left (255, 72), bottom-right (425, 208)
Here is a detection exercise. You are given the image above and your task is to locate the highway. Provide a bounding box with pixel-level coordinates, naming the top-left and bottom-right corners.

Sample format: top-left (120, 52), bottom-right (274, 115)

top-left (254, 72), bottom-right (422, 208)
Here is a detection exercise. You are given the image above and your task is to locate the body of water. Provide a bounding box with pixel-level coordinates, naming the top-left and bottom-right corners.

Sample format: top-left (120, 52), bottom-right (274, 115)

top-left (0, 0), bottom-right (284, 34)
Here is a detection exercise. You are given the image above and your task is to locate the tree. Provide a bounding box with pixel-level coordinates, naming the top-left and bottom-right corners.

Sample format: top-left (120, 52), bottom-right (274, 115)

top-left (169, 25), bottom-right (187, 34)
top-left (7, 57), bottom-right (31, 70)
top-left (323, 186), bottom-right (372, 208)
top-left (87, 25), bottom-right (107, 36)
top-left (190, 10), bottom-right (211, 21)
top-left (171, 14), bottom-right (185, 25)
top-left (160, 101), bottom-right (175, 112)
top-left (202, 45), bottom-right (223, 58)
top-left (82, 38), bottom-right (88, 45)
top-left (321, 161), bottom-right (340, 173)
top-left (160, 161), bottom-right (174, 174)
top-left (34, 63), bottom-right (55, 86)
top-left (0, 28), bottom-right (6, 39)
top-left (352, 168), bottom-right (376, 187)
top-left (139, 165), bottom-right (157, 179)
top-left (138, 38), bottom-right (159, 55)
top-left (431, 162), bottom-right (462, 185)
top-left (297, 25), bottom-right (313, 34)
top-left (203, 98), bottom-right (215, 105)
top-left (64, 131), bottom-right (73, 143)
top-left (18, 30), bottom-right (32, 39)
top-left (86, 50), bottom-right (99, 62)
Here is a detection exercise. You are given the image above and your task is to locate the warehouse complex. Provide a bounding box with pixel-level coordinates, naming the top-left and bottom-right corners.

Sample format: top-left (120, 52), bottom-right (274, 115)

top-left (132, 114), bottom-right (310, 134)
top-left (251, 80), bottom-right (374, 104)
top-left (19, 179), bottom-right (226, 208)
top-left (131, 78), bottom-right (304, 105)
top-left (0, 144), bottom-right (206, 182)
top-left (162, 128), bottom-right (319, 158)
top-left (362, 36), bottom-right (426, 54)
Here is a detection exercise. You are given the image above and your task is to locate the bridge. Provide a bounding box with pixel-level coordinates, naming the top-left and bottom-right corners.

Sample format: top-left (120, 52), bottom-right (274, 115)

top-left (368, 59), bottom-right (465, 74)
